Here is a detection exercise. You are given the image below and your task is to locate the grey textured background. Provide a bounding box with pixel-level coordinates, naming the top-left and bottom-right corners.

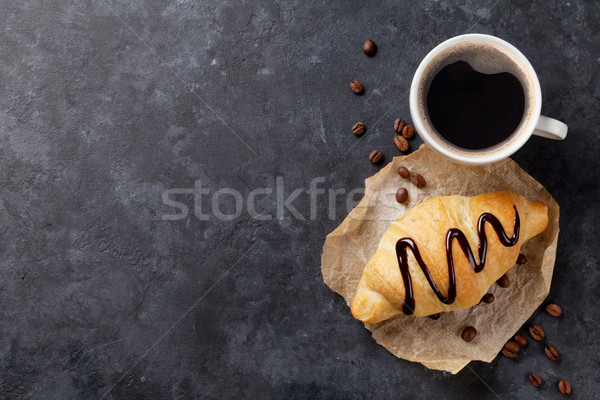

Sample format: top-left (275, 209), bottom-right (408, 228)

top-left (1, 0), bottom-right (599, 399)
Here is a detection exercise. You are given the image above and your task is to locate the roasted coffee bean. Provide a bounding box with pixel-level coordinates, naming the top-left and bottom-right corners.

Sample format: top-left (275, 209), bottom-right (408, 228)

top-left (369, 150), bottom-right (382, 164)
top-left (544, 344), bottom-right (559, 361)
top-left (481, 293), bottom-right (494, 304)
top-left (429, 313), bottom-right (441, 320)
top-left (558, 380), bottom-right (571, 395)
top-left (517, 253), bottom-right (528, 264)
top-left (363, 39), bottom-right (376, 56)
top-left (461, 326), bottom-right (477, 342)
top-left (394, 118), bottom-right (405, 133)
top-left (410, 172), bottom-right (426, 188)
top-left (529, 373), bottom-right (542, 387)
top-left (350, 80), bottom-right (364, 94)
top-left (546, 303), bottom-right (562, 317)
top-left (352, 122), bottom-right (366, 136)
top-left (502, 341), bottom-right (520, 358)
top-left (496, 274), bottom-right (510, 288)
top-left (402, 125), bottom-right (414, 139)
top-left (514, 333), bottom-right (528, 347)
top-left (396, 188), bottom-right (408, 204)
top-left (394, 135), bottom-right (409, 152)
top-left (529, 324), bottom-right (545, 341)
top-left (502, 348), bottom-right (519, 359)
top-left (397, 165), bottom-right (410, 179)
top-left (504, 340), bottom-right (521, 353)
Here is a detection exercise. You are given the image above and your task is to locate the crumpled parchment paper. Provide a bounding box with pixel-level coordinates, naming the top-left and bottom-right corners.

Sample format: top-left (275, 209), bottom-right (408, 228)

top-left (321, 144), bottom-right (559, 374)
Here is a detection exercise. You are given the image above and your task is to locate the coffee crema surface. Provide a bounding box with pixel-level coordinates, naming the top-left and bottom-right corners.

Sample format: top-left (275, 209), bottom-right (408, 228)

top-left (427, 61), bottom-right (525, 150)
top-left (417, 41), bottom-right (536, 156)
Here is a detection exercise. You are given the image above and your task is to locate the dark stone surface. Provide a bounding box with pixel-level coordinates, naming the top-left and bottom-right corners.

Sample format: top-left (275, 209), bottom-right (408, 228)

top-left (0, 0), bottom-right (598, 399)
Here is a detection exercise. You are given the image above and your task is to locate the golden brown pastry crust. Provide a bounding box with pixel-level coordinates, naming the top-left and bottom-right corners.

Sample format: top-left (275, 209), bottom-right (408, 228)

top-left (351, 190), bottom-right (548, 323)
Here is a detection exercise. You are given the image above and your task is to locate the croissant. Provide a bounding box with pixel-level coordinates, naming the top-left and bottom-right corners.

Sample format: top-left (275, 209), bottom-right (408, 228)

top-left (351, 190), bottom-right (548, 323)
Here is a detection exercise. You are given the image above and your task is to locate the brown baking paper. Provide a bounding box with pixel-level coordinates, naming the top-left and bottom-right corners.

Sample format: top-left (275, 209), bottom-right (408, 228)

top-left (321, 144), bottom-right (559, 374)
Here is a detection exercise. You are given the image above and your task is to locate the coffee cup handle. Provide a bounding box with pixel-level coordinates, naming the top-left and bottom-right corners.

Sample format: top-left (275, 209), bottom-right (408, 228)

top-left (533, 115), bottom-right (568, 140)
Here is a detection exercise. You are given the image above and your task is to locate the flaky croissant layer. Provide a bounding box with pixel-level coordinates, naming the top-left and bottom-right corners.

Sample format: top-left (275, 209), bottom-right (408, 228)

top-left (351, 191), bottom-right (548, 323)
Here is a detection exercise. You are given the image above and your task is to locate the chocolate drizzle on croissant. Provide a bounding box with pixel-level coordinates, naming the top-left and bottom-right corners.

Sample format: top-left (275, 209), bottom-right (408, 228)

top-left (396, 206), bottom-right (520, 315)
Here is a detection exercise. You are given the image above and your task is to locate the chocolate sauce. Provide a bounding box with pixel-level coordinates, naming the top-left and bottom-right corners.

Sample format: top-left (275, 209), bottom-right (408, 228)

top-left (395, 206), bottom-right (519, 315)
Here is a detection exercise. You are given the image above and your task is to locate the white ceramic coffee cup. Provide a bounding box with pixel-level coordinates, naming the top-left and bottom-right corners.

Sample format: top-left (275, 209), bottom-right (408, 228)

top-left (409, 33), bottom-right (567, 165)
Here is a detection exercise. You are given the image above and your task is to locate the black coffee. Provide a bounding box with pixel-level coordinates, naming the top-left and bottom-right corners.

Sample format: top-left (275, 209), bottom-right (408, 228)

top-left (427, 61), bottom-right (525, 150)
